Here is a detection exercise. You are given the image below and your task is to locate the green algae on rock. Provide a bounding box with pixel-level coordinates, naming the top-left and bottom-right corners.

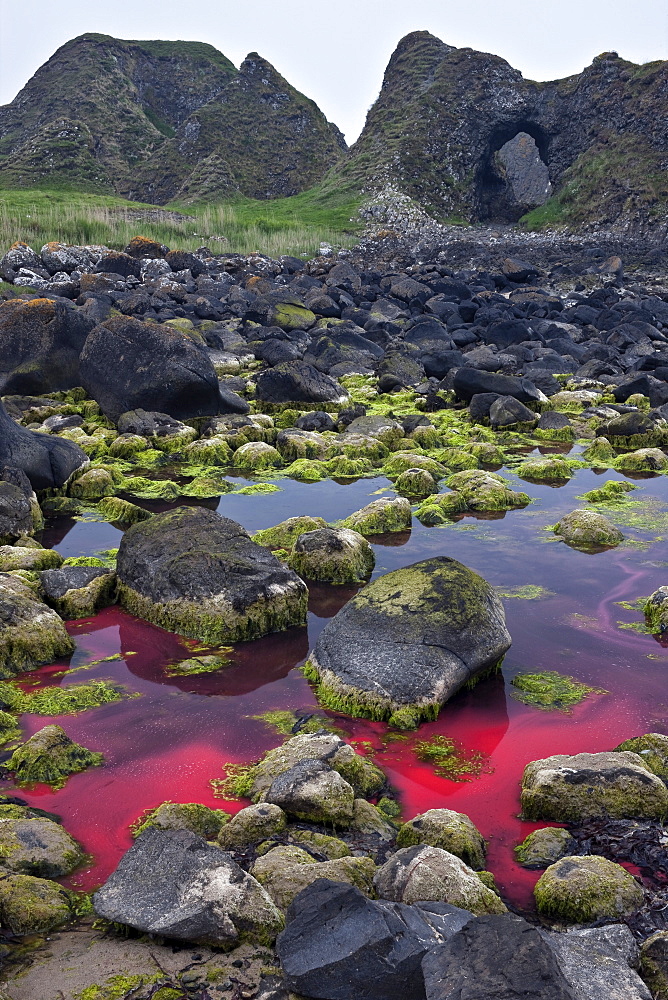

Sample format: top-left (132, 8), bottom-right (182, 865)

top-left (289, 528), bottom-right (375, 585)
top-left (0, 544), bottom-right (63, 572)
top-left (396, 808), bottom-right (486, 869)
top-left (132, 801), bottom-right (230, 840)
top-left (394, 468), bottom-right (439, 497)
top-left (615, 447), bottom-right (668, 472)
top-left (514, 827), bottom-right (576, 869)
top-left (645, 587), bottom-right (668, 633)
top-left (521, 751), bottom-right (668, 822)
top-left (116, 507), bottom-right (308, 644)
top-left (218, 803), bottom-right (287, 850)
top-left (534, 855), bottom-right (644, 923)
top-left (340, 496), bottom-right (412, 535)
top-left (0, 678), bottom-right (127, 715)
top-left (579, 479), bottom-right (638, 504)
top-left (251, 710), bottom-right (344, 738)
top-left (0, 813), bottom-right (83, 876)
top-left (496, 584), bottom-right (554, 600)
top-left (254, 516), bottom-right (328, 551)
top-left (306, 557), bottom-right (510, 728)
top-left (640, 932), bottom-right (668, 1000)
top-left (553, 509), bottom-right (624, 548)
top-left (165, 653), bottom-right (232, 676)
top-left (97, 496), bottom-right (153, 525)
top-left (3, 724), bottom-right (103, 788)
top-left (233, 482), bottom-right (282, 495)
top-left (0, 872), bottom-right (76, 935)
top-left (251, 845), bottom-right (376, 910)
top-left (233, 441), bottom-right (283, 470)
top-left (0, 573), bottom-right (74, 678)
top-left (511, 670), bottom-right (607, 712)
top-left (614, 733), bottom-right (668, 781)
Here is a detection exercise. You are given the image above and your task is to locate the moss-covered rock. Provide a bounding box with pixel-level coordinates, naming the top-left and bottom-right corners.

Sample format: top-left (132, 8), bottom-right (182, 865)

top-left (580, 479), bottom-right (637, 504)
top-left (251, 845), bottom-right (376, 910)
top-left (0, 574), bottom-right (74, 678)
top-left (132, 801), bottom-right (229, 840)
top-left (325, 456), bottom-right (374, 477)
top-left (254, 516), bottom-right (328, 551)
top-left (344, 415), bottom-right (404, 447)
top-left (287, 829), bottom-right (351, 859)
top-left (326, 433), bottom-right (389, 464)
top-left (394, 468), bottom-right (439, 496)
top-left (514, 827), bottom-right (576, 869)
top-left (553, 509), bottom-right (624, 548)
top-left (0, 544), bottom-right (62, 571)
top-left (640, 931), bottom-right (668, 1000)
top-left (433, 447), bottom-right (479, 472)
top-left (582, 436), bottom-right (616, 464)
top-left (233, 441), bottom-right (283, 470)
top-left (350, 799), bottom-right (397, 841)
top-left (183, 436), bottom-right (234, 466)
top-left (0, 873), bottom-right (75, 934)
top-left (108, 433), bottom-right (150, 459)
top-left (276, 429), bottom-right (327, 461)
top-left (0, 814), bottom-right (83, 876)
top-left (382, 451), bottom-right (447, 479)
top-left (69, 468), bottom-right (116, 500)
top-left (217, 803), bottom-right (286, 850)
top-left (515, 456), bottom-right (575, 481)
top-left (396, 808), bottom-right (486, 869)
top-left (40, 566), bottom-right (117, 618)
top-left (263, 759), bottom-right (355, 826)
top-left (534, 855), bottom-right (644, 923)
top-left (116, 507), bottom-right (308, 644)
top-left (644, 587), bottom-right (668, 634)
top-left (521, 751), bottom-right (668, 821)
top-left (373, 845), bottom-right (506, 914)
top-left (615, 448), bottom-right (668, 472)
top-left (289, 528), bottom-right (374, 585)
top-left (307, 557), bottom-right (510, 727)
top-left (283, 458), bottom-right (329, 480)
top-left (3, 724), bottom-right (103, 789)
top-left (614, 733), bottom-right (668, 780)
top-left (341, 497), bottom-right (412, 535)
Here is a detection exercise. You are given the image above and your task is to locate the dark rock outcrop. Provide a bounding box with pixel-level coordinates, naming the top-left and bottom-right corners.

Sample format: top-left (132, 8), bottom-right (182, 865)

top-left (0, 399), bottom-right (87, 490)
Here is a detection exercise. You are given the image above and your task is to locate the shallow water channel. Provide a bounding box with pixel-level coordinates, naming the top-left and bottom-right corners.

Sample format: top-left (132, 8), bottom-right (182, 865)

top-left (8, 447), bottom-right (668, 913)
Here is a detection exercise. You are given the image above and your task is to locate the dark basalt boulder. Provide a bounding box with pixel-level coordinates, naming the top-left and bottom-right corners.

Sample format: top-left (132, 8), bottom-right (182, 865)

top-left (484, 319), bottom-right (535, 349)
top-left (255, 361), bottom-right (348, 405)
top-left (422, 914), bottom-right (574, 1000)
top-left (79, 316), bottom-right (220, 422)
top-left (453, 369), bottom-right (543, 404)
top-left (0, 400), bottom-right (87, 491)
top-left (93, 828), bottom-right (283, 946)
top-left (277, 879), bottom-right (473, 1000)
top-left (0, 296), bottom-right (94, 394)
top-left (602, 411), bottom-right (664, 439)
top-left (307, 557), bottom-right (510, 728)
top-left (116, 506), bottom-right (308, 643)
top-left (489, 396), bottom-right (537, 428)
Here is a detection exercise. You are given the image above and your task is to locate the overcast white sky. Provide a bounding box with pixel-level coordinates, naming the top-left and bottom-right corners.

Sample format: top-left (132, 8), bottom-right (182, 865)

top-left (2, 0), bottom-right (667, 143)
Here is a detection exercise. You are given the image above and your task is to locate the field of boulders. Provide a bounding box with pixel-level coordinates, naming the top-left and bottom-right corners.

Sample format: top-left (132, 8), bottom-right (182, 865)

top-left (1, 231), bottom-right (668, 999)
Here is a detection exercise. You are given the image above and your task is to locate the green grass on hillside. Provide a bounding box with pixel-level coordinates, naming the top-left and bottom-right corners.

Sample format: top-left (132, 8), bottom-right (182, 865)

top-left (0, 183), bottom-right (364, 259)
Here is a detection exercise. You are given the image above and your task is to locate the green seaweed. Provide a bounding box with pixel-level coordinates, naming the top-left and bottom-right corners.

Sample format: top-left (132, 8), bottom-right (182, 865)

top-left (496, 585), bottom-right (555, 600)
top-left (413, 735), bottom-right (491, 781)
top-left (252, 710), bottom-right (344, 737)
top-left (233, 483), bottom-right (282, 495)
top-left (511, 671), bottom-right (607, 712)
top-left (165, 653), bottom-right (232, 676)
top-left (0, 679), bottom-right (130, 716)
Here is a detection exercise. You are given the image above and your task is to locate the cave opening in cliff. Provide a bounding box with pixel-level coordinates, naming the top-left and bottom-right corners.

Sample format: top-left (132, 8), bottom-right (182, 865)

top-left (475, 123), bottom-right (552, 223)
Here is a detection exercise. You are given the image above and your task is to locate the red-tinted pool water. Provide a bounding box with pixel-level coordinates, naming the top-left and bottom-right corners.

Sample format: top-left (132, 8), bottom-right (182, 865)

top-left (9, 454), bottom-right (668, 912)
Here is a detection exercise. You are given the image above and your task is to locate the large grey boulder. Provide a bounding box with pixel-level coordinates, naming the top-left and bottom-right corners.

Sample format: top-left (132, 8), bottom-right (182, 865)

top-left (277, 878), bottom-right (473, 1000)
top-left (93, 828), bottom-right (284, 946)
top-left (374, 846), bottom-right (506, 915)
top-left (0, 296), bottom-right (93, 394)
top-left (307, 557), bottom-right (510, 728)
top-left (255, 361), bottom-right (348, 405)
top-left (116, 506), bottom-right (308, 644)
top-left (263, 759), bottom-right (355, 826)
top-left (0, 399), bottom-right (87, 490)
top-left (540, 924), bottom-right (651, 1000)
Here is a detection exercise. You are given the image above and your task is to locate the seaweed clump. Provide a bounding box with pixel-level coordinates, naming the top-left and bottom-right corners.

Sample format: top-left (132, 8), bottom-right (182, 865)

top-left (413, 735), bottom-right (490, 781)
top-left (3, 724), bottom-right (103, 788)
top-left (511, 671), bottom-right (607, 712)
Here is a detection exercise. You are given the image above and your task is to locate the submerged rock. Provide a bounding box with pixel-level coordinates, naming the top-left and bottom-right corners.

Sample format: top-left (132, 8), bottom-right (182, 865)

top-left (374, 845), bottom-right (506, 914)
top-left (3, 724), bottom-right (103, 789)
top-left (521, 751), bottom-right (668, 821)
top-left (554, 509), bottom-right (624, 548)
top-left (277, 879), bottom-right (473, 1000)
top-left (93, 828), bottom-right (284, 946)
top-left (534, 855), bottom-right (644, 923)
top-left (116, 506), bottom-right (308, 643)
top-left (0, 573), bottom-right (74, 678)
top-left (306, 557), bottom-right (510, 728)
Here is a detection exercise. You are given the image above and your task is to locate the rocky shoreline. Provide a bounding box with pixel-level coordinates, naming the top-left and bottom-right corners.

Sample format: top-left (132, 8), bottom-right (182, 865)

top-left (0, 227), bottom-right (668, 998)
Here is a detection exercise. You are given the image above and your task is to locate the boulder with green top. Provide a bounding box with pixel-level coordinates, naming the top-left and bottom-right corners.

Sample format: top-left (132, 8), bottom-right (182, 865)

top-left (0, 814), bottom-right (83, 876)
top-left (640, 931), bottom-right (668, 1000)
top-left (69, 467), bottom-right (116, 499)
top-left (233, 441), bottom-right (283, 470)
top-left (341, 497), bottom-right (412, 536)
top-left (289, 528), bottom-right (375, 585)
top-left (39, 565), bottom-right (116, 618)
top-left (514, 827), bottom-right (576, 869)
top-left (251, 845), bottom-right (376, 910)
top-left (263, 758), bottom-right (355, 826)
top-left (394, 468), bottom-right (439, 496)
top-left (645, 588), bottom-right (668, 634)
top-left (93, 828), bottom-right (284, 946)
top-left (614, 733), bottom-right (668, 780)
top-left (521, 751), bottom-right (668, 822)
top-left (133, 801), bottom-right (230, 840)
top-left (218, 803), bottom-right (287, 850)
top-left (0, 873), bottom-right (76, 935)
top-left (396, 808), bottom-right (486, 869)
top-left (0, 544), bottom-right (62, 571)
top-left (382, 452), bottom-right (447, 479)
top-left (3, 724), bottom-right (103, 789)
top-left (616, 448), bottom-right (668, 472)
top-left (307, 557), bottom-right (510, 727)
top-left (116, 506), bottom-right (308, 644)
top-left (516, 456), bottom-right (575, 481)
top-left (254, 515), bottom-right (328, 551)
top-left (276, 428), bottom-right (327, 460)
top-left (343, 415), bottom-right (404, 446)
top-left (287, 829), bottom-right (351, 858)
top-left (373, 845), bottom-right (506, 914)
top-left (534, 855), bottom-right (644, 923)
top-left (244, 732), bottom-right (385, 801)
top-left (0, 573), bottom-right (74, 677)
top-left (554, 509), bottom-right (624, 548)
